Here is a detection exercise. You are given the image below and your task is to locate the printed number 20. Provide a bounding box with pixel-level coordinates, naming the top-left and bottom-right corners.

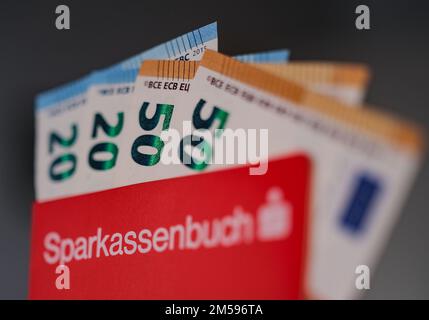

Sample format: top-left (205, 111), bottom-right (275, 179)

top-left (88, 112), bottom-right (124, 171)
top-left (48, 124), bottom-right (78, 181)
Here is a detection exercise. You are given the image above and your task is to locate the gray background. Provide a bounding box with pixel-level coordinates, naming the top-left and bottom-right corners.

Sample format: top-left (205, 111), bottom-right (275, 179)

top-left (0, 0), bottom-right (428, 299)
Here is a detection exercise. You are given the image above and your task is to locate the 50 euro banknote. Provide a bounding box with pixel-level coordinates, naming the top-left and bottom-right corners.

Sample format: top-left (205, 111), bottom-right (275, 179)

top-left (45, 50), bottom-right (422, 300)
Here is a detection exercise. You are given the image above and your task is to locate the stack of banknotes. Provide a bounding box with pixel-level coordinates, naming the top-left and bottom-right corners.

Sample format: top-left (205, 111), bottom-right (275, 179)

top-left (30, 22), bottom-right (424, 299)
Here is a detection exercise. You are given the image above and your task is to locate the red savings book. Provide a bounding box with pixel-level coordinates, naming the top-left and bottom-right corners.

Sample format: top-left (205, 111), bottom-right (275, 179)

top-left (29, 154), bottom-right (312, 299)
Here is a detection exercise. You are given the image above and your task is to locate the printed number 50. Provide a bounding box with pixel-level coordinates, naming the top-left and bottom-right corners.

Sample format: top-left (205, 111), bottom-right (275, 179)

top-left (131, 102), bottom-right (174, 166)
